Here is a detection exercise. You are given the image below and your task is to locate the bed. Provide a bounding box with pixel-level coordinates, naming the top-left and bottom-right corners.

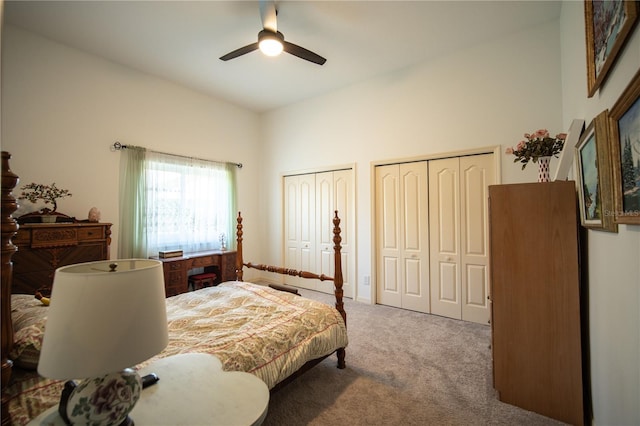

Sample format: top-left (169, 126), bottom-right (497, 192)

top-left (0, 151), bottom-right (348, 425)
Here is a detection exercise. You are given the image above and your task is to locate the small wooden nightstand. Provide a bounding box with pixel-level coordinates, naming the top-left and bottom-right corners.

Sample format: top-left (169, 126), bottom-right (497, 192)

top-left (28, 353), bottom-right (269, 426)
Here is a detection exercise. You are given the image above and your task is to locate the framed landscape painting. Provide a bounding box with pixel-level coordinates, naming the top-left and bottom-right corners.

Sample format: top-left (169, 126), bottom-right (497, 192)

top-left (575, 111), bottom-right (617, 232)
top-left (609, 69), bottom-right (640, 225)
top-left (584, 0), bottom-right (638, 97)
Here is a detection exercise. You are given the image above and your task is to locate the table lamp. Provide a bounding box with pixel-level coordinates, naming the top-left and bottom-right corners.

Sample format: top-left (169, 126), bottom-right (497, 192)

top-left (38, 259), bottom-right (168, 426)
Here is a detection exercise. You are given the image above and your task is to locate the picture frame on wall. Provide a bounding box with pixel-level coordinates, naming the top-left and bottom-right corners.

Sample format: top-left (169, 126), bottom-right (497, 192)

top-left (584, 0), bottom-right (638, 98)
top-left (575, 111), bottom-right (618, 232)
top-left (609, 69), bottom-right (640, 225)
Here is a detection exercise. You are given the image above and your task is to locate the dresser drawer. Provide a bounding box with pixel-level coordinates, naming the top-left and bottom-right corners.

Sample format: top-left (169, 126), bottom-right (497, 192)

top-left (13, 228), bottom-right (31, 245)
top-left (11, 223), bottom-right (112, 294)
top-left (31, 228), bottom-right (78, 248)
top-left (166, 271), bottom-right (185, 285)
top-left (190, 255), bottom-right (216, 268)
top-left (77, 227), bottom-right (104, 241)
top-left (167, 261), bottom-right (185, 271)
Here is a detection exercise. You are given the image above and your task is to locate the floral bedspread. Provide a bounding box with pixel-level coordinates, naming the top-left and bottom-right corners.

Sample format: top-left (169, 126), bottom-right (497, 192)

top-left (7, 282), bottom-right (348, 424)
top-left (141, 281), bottom-right (348, 389)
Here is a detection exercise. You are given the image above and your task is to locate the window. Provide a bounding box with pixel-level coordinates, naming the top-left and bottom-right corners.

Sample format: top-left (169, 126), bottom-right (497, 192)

top-left (118, 147), bottom-right (236, 259)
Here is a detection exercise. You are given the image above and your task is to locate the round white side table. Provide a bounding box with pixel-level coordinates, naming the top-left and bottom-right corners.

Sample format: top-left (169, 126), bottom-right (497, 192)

top-left (28, 353), bottom-right (270, 426)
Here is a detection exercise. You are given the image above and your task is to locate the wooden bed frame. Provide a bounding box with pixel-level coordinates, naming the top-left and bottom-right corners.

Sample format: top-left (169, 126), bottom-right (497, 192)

top-left (0, 151), bottom-right (346, 423)
top-left (234, 211), bottom-right (347, 392)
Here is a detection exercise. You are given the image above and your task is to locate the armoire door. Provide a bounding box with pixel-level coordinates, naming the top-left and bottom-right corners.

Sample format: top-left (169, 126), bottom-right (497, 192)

top-left (375, 162), bottom-right (430, 313)
top-left (490, 181), bottom-right (583, 425)
top-left (429, 154), bottom-right (494, 324)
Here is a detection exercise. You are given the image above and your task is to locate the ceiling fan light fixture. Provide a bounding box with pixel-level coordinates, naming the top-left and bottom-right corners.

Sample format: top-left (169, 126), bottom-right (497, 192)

top-left (258, 30), bottom-right (284, 56)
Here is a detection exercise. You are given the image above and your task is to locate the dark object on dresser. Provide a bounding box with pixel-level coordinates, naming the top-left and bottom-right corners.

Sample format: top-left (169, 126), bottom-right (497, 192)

top-left (11, 222), bottom-right (112, 295)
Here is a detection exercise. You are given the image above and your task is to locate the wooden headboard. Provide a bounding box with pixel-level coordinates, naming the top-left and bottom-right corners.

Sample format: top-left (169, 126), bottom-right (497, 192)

top-left (1, 151), bottom-right (20, 426)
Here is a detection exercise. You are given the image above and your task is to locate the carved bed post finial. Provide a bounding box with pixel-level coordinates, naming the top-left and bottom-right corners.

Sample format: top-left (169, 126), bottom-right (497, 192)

top-left (236, 212), bottom-right (243, 281)
top-left (332, 210), bottom-right (346, 369)
top-left (1, 151), bottom-right (19, 425)
top-left (332, 210), bottom-right (345, 324)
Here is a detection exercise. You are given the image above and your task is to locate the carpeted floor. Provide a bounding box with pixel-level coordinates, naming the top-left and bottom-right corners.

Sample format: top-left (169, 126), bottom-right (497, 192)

top-left (261, 287), bottom-right (567, 426)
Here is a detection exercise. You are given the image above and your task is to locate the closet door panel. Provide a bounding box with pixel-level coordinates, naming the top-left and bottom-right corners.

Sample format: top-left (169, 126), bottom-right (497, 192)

top-left (376, 165), bottom-right (402, 307)
top-left (466, 264), bottom-right (487, 306)
top-left (399, 162), bottom-right (430, 313)
top-left (439, 263), bottom-right (458, 302)
top-left (284, 174), bottom-right (317, 290)
top-left (460, 154), bottom-right (494, 324)
top-left (284, 176), bottom-right (299, 279)
top-left (332, 170), bottom-right (353, 297)
top-left (429, 158), bottom-right (461, 319)
top-left (316, 172), bottom-right (334, 294)
top-left (299, 174), bottom-right (316, 289)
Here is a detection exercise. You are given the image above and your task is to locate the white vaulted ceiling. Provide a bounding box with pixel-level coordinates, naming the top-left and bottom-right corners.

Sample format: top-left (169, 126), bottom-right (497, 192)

top-left (3, 1), bottom-right (562, 112)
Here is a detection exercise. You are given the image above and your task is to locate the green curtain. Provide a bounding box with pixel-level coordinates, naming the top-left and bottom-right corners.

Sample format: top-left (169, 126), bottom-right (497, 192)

top-left (118, 146), bottom-right (147, 258)
top-left (225, 162), bottom-right (238, 250)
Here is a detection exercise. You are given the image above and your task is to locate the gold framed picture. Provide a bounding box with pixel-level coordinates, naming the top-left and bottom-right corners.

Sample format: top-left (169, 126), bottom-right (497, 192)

top-left (609, 69), bottom-right (640, 225)
top-left (584, 0), bottom-right (638, 97)
top-left (575, 110), bottom-right (617, 232)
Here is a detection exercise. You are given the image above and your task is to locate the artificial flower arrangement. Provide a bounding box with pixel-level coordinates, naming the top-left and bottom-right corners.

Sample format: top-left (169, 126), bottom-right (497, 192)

top-left (19, 182), bottom-right (72, 213)
top-left (505, 129), bottom-right (566, 169)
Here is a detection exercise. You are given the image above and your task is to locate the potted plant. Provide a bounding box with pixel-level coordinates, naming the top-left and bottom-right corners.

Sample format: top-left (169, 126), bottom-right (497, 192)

top-left (505, 129), bottom-right (566, 182)
top-left (19, 182), bottom-right (72, 222)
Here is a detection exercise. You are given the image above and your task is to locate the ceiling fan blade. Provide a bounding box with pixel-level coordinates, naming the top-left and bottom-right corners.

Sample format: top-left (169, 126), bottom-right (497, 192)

top-left (283, 41), bottom-right (326, 65)
top-left (259, 0), bottom-right (277, 33)
top-left (219, 42), bottom-right (259, 61)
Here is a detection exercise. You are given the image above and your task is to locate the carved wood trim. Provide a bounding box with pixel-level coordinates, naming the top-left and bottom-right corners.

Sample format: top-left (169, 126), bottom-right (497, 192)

top-left (1, 152), bottom-right (19, 426)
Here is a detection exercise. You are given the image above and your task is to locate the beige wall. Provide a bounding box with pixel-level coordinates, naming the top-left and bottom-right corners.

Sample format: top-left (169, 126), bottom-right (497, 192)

top-left (260, 20), bottom-right (563, 302)
top-left (1, 25), bottom-right (262, 264)
top-left (560, 3), bottom-right (640, 425)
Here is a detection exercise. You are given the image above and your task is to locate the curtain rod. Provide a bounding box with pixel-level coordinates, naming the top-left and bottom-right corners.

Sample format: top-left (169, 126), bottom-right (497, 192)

top-left (112, 141), bottom-right (243, 169)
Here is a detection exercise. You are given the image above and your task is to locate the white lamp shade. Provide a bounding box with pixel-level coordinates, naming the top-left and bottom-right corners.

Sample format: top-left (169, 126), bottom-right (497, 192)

top-left (38, 259), bottom-right (169, 379)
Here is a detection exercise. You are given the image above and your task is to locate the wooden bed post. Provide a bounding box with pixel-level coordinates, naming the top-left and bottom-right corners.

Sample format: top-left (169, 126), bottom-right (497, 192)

top-left (333, 211), bottom-right (346, 369)
top-left (236, 209), bottom-right (347, 371)
top-left (1, 152), bottom-right (19, 426)
top-left (235, 212), bottom-right (243, 281)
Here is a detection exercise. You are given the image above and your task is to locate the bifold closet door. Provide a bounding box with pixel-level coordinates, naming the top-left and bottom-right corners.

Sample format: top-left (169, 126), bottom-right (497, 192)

top-left (285, 170), bottom-right (354, 296)
top-left (375, 162), bottom-right (430, 313)
top-left (315, 170), bottom-right (353, 296)
top-left (429, 154), bottom-right (494, 324)
top-left (284, 174), bottom-right (317, 290)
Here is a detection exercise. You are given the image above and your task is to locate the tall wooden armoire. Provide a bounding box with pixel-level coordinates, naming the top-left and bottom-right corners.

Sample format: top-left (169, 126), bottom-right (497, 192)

top-left (489, 181), bottom-right (585, 425)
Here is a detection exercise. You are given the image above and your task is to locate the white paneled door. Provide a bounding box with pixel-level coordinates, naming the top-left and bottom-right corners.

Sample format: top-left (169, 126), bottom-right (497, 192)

top-left (375, 153), bottom-right (495, 324)
top-left (284, 170), bottom-right (354, 297)
top-left (375, 162), bottom-right (430, 313)
top-left (429, 154), bottom-right (494, 323)
top-left (284, 174), bottom-right (316, 290)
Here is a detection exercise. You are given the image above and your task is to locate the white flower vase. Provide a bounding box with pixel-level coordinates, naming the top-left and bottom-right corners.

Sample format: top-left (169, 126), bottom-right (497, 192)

top-left (538, 156), bottom-right (551, 183)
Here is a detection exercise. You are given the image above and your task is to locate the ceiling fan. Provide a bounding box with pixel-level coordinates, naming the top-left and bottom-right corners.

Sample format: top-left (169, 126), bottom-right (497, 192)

top-left (219, 0), bottom-right (326, 65)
